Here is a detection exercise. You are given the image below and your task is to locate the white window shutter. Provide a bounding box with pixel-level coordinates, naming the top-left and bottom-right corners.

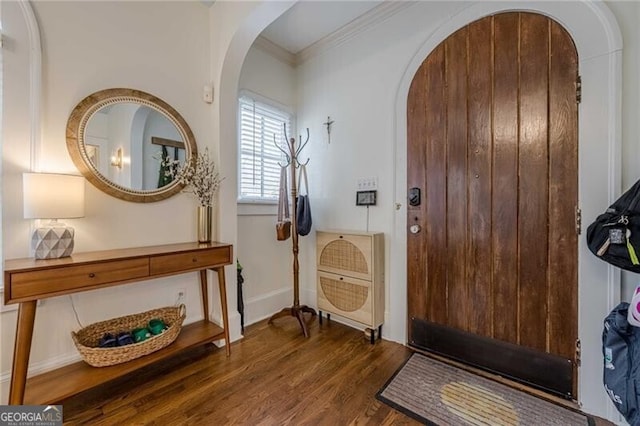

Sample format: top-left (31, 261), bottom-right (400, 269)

top-left (238, 95), bottom-right (292, 201)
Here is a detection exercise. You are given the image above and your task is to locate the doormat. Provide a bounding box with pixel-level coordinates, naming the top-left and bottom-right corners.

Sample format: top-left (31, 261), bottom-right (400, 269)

top-left (376, 353), bottom-right (594, 426)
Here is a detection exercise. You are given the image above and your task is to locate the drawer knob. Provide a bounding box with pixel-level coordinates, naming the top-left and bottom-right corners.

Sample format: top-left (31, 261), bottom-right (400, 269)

top-left (89, 273), bottom-right (96, 278)
top-left (192, 258), bottom-right (198, 263)
top-left (339, 235), bottom-right (343, 239)
top-left (339, 277), bottom-right (343, 281)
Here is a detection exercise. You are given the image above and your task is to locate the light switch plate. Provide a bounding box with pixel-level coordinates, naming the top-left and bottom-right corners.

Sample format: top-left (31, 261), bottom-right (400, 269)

top-left (357, 177), bottom-right (378, 191)
top-left (203, 85), bottom-right (213, 104)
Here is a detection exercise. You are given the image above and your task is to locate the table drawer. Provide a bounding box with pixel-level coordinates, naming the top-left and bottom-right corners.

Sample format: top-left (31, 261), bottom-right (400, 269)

top-left (10, 258), bottom-right (149, 301)
top-left (150, 247), bottom-right (231, 276)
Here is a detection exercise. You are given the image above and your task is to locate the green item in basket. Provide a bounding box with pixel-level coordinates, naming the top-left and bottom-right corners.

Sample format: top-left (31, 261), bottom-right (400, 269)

top-left (132, 327), bottom-right (151, 343)
top-left (148, 318), bottom-right (166, 335)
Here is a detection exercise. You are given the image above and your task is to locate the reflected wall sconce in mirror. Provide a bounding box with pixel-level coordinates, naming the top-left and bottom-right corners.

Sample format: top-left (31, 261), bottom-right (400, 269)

top-left (23, 173), bottom-right (85, 259)
top-left (110, 147), bottom-right (123, 169)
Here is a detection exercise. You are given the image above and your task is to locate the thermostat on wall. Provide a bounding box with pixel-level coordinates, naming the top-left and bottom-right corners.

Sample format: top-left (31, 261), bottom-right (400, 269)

top-left (356, 190), bottom-right (377, 206)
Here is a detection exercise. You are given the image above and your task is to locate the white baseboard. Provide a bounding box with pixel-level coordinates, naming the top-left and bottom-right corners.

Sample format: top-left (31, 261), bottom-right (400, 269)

top-left (0, 289), bottom-right (18, 313)
top-left (1, 350), bottom-right (82, 402)
top-left (210, 311), bottom-right (243, 347)
top-left (301, 287), bottom-right (316, 309)
top-left (0, 351), bottom-right (82, 385)
top-left (244, 287), bottom-right (292, 326)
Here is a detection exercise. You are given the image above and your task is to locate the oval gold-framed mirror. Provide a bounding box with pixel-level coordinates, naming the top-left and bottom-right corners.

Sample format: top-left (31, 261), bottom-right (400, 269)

top-left (66, 88), bottom-right (197, 203)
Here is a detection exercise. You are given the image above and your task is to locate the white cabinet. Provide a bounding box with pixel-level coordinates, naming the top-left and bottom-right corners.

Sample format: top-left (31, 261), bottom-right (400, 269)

top-left (316, 231), bottom-right (384, 333)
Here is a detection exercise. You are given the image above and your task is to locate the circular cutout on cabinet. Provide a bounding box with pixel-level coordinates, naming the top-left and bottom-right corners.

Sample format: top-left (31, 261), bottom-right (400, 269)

top-left (320, 276), bottom-right (368, 312)
top-left (319, 240), bottom-right (368, 274)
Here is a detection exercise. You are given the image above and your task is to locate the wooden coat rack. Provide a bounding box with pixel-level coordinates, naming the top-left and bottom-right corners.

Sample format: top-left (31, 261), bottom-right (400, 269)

top-left (268, 127), bottom-right (317, 337)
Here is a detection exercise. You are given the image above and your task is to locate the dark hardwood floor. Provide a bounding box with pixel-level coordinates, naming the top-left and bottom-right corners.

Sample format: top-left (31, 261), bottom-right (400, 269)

top-left (62, 317), bottom-right (415, 425)
top-left (61, 316), bottom-right (613, 425)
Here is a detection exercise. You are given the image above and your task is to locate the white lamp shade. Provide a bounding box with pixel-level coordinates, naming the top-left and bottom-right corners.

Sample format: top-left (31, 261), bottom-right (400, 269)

top-left (23, 173), bottom-right (85, 219)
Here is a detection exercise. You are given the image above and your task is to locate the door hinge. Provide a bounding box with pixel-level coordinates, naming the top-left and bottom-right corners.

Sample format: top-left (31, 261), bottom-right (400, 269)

top-left (575, 338), bottom-right (581, 367)
top-left (576, 76), bottom-right (582, 104)
top-left (575, 206), bottom-right (582, 235)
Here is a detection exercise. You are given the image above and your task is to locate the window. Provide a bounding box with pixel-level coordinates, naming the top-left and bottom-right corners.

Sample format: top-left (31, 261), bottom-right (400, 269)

top-left (238, 93), bottom-right (292, 202)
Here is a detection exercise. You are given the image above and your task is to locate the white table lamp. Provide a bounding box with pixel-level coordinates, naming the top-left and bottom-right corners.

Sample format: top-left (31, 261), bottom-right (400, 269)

top-left (23, 173), bottom-right (85, 259)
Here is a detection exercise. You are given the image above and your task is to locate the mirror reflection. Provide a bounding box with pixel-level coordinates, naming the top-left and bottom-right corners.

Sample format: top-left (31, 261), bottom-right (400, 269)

top-left (67, 88), bottom-right (197, 203)
top-left (84, 103), bottom-right (186, 191)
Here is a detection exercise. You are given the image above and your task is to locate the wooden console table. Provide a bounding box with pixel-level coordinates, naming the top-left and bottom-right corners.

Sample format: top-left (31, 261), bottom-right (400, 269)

top-left (3, 241), bottom-right (233, 405)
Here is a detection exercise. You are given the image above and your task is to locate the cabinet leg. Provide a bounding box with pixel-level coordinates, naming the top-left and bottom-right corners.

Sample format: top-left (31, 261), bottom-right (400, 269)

top-left (370, 328), bottom-right (375, 345)
top-left (378, 325), bottom-right (382, 340)
top-left (319, 311), bottom-right (322, 325)
top-left (215, 266), bottom-right (231, 357)
top-left (327, 313), bottom-right (331, 322)
top-left (9, 301), bottom-right (37, 405)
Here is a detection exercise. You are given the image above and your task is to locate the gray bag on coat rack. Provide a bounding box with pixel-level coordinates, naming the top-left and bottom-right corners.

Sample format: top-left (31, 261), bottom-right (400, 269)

top-left (296, 164), bottom-right (312, 236)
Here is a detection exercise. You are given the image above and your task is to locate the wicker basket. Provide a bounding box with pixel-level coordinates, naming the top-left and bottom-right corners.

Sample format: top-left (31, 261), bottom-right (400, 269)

top-left (71, 304), bottom-right (186, 367)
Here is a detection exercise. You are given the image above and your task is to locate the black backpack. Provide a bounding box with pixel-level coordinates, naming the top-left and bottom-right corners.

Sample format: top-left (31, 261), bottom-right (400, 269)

top-left (587, 180), bottom-right (640, 272)
top-left (603, 303), bottom-right (640, 425)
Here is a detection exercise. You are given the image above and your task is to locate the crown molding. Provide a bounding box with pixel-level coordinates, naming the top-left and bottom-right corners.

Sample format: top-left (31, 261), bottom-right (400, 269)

top-left (254, 35), bottom-right (297, 67)
top-left (296, 1), bottom-right (414, 65)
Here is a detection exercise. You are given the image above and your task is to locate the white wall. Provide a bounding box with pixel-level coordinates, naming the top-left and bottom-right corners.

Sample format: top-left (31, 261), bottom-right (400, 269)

top-left (210, 0), bottom-right (295, 340)
top-left (0, 0), bottom-right (214, 403)
top-left (608, 1), bottom-right (640, 300)
top-left (295, 0), bottom-right (471, 317)
top-left (237, 46), bottom-right (298, 325)
top-left (293, 0), bottom-right (630, 421)
top-left (1, 0), bottom-right (635, 419)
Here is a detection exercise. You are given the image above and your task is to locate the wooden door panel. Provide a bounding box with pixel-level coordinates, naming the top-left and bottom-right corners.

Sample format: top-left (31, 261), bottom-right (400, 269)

top-left (467, 16), bottom-right (493, 337)
top-left (407, 12), bottom-right (579, 398)
top-left (407, 62), bottom-right (429, 323)
top-left (492, 13), bottom-right (520, 345)
top-left (424, 45), bottom-right (448, 325)
top-left (445, 27), bottom-right (469, 331)
top-left (518, 13), bottom-right (550, 352)
top-left (548, 20), bottom-right (579, 359)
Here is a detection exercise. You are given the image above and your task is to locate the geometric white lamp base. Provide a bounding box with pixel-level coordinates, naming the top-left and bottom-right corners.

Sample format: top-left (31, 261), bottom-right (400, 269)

top-left (32, 225), bottom-right (75, 259)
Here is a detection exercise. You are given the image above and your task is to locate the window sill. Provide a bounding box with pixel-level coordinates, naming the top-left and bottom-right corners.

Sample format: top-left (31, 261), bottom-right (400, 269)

top-left (237, 201), bottom-right (278, 216)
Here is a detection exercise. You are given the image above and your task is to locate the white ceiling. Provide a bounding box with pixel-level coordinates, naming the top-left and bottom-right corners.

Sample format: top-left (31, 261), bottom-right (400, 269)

top-left (260, 1), bottom-right (384, 55)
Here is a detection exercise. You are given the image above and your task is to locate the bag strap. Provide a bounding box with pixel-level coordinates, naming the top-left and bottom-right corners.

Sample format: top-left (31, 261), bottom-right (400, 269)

top-left (297, 164), bottom-right (309, 196)
top-left (277, 166), bottom-right (290, 221)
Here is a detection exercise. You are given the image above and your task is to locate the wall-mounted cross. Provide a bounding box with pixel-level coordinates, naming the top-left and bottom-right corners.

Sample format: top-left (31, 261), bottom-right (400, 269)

top-left (323, 116), bottom-right (335, 144)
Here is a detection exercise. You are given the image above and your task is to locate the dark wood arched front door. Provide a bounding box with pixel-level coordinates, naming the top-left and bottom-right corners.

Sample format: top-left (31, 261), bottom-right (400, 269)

top-left (407, 12), bottom-right (579, 398)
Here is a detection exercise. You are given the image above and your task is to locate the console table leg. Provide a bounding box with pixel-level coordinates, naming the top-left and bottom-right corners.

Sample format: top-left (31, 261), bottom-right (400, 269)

top-left (215, 266), bottom-right (231, 357)
top-left (199, 270), bottom-right (209, 322)
top-left (9, 301), bottom-right (37, 405)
